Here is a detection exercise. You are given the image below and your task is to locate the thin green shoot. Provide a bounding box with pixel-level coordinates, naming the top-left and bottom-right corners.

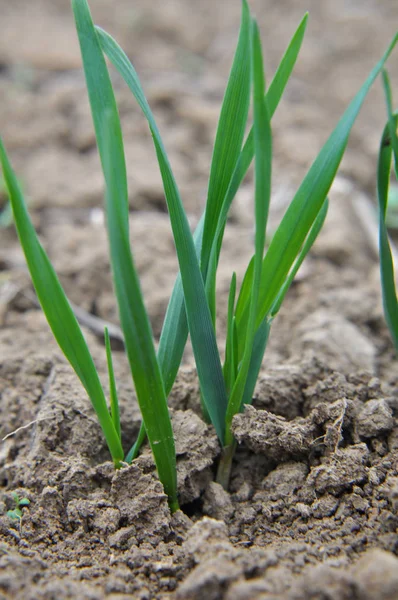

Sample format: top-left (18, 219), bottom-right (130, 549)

top-left (377, 69), bottom-right (398, 350)
top-left (201, 0), bottom-right (252, 291)
top-left (104, 327), bottom-right (121, 440)
top-left (224, 19), bottom-right (272, 450)
top-left (7, 492), bottom-right (30, 534)
top-left (0, 138), bottom-right (125, 468)
top-left (72, 0), bottom-right (178, 512)
top-left (224, 272), bottom-right (237, 395)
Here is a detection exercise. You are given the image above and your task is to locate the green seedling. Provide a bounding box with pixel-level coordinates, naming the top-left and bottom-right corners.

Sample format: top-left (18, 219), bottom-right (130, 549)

top-left (0, 0), bottom-right (397, 509)
top-left (7, 492), bottom-right (30, 533)
top-left (377, 70), bottom-right (398, 350)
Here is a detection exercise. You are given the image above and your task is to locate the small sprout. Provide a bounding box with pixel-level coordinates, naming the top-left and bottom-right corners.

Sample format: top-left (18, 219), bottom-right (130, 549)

top-left (7, 492), bottom-right (30, 534)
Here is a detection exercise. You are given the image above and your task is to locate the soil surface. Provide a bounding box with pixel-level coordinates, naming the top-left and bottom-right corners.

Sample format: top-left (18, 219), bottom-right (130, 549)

top-left (1, 1), bottom-right (398, 599)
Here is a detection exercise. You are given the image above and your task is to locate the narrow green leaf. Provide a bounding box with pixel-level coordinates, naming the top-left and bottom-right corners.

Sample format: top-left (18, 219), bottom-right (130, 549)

top-left (71, 0), bottom-right (127, 207)
top-left (158, 215), bottom-right (204, 396)
top-left (241, 317), bottom-right (271, 406)
top-left (227, 12), bottom-right (308, 202)
top-left (96, 24), bottom-right (228, 441)
top-left (232, 317), bottom-right (239, 386)
top-left (378, 71), bottom-right (398, 350)
top-left (270, 198), bottom-right (328, 317)
top-left (223, 272), bottom-right (237, 393)
top-left (382, 70), bottom-right (398, 177)
top-left (125, 420), bottom-right (146, 464)
top-left (104, 111), bottom-right (178, 510)
top-left (201, 0), bottom-right (252, 279)
top-left (104, 327), bottom-right (121, 440)
top-left (237, 33), bottom-right (398, 338)
top-left (204, 14), bottom-right (308, 312)
top-left (205, 242), bottom-right (218, 326)
top-left (230, 317), bottom-right (238, 394)
top-left (378, 118), bottom-right (398, 349)
top-left (235, 256), bottom-right (255, 322)
top-left (73, 0), bottom-right (178, 511)
top-left (151, 130), bottom-right (228, 439)
top-left (267, 14), bottom-right (308, 116)
top-left (225, 20), bottom-right (272, 446)
top-left (0, 138), bottom-right (124, 466)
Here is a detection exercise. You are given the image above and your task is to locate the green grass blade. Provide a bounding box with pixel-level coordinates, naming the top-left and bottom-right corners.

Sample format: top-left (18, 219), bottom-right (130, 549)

top-left (96, 24), bottom-right (228, 441)
top-left (225, 20), bottom-right (272, 446)
top-left (104, 110), bottom-right (178, 510)
top-left (125, 421), bottom-right (146, 464)
top-left (201, 0), bottom-right (252, 278)
top-left (223, 272), bottom-right (237, 394)
top-left (235, 200), bottom-right (326, 407)
top-left (158, 215), bottom-right (204, 396)
top-left (228, 318), bottom-right (238, 395)
top-left (229, 12), bottom-right (308, 197)
top-left (225, 12), bottom-right (308, 218)
top-left (232, 317), bottom-right (239, 387)
top-left (237, 33), bottom-right (398, 338)
top-left (104, 327), bottom-right (121, 440)
top-left (382, 70), bottom-right (398, 177)
top-left (204, 14), bottom-right (308, 307)
top-left (235, 256), bottom-right (254, 320)
top-left (378, 116), bottom-right (398, 350)
top-left (71, 0), bottom-right (127, 207)
top-left (151, 131), bottom-right (228, 439)
top-left (0, 138), bottom-right (124, 466)
top-left (205, 238), bottom-right (218, 325)
top-left (266, 13), bottom-right (308, 116)
top-left (378, 70), bottom-right (398, 350)
top-left (241, 317), bottom-right (271, 406)
top-left (73, 0), bottom-right (178, 510)
top-left (270, 198), bottom-right (328, 317)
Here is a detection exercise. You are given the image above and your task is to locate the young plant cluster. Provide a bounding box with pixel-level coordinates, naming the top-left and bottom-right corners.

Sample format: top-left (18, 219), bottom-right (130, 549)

top-left (0, 0), bottom-right (397, 512)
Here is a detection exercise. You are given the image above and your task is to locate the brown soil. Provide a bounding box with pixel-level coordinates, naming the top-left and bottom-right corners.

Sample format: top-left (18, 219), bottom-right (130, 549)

top-left (1, 1), bottom-right (398, 599)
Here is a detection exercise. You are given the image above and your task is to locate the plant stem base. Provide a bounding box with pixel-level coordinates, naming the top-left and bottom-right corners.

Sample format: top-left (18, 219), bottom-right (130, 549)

top-left (216, 442), bottom-right (236, 490)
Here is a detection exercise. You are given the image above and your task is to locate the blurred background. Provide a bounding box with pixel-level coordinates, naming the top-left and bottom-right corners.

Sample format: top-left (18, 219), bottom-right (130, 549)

top-left (0, 0), bottom-right (397, 218)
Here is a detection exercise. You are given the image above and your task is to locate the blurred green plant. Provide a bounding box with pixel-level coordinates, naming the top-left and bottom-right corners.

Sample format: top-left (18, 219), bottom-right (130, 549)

top-left (6, 492), bottom-right (30, 534)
